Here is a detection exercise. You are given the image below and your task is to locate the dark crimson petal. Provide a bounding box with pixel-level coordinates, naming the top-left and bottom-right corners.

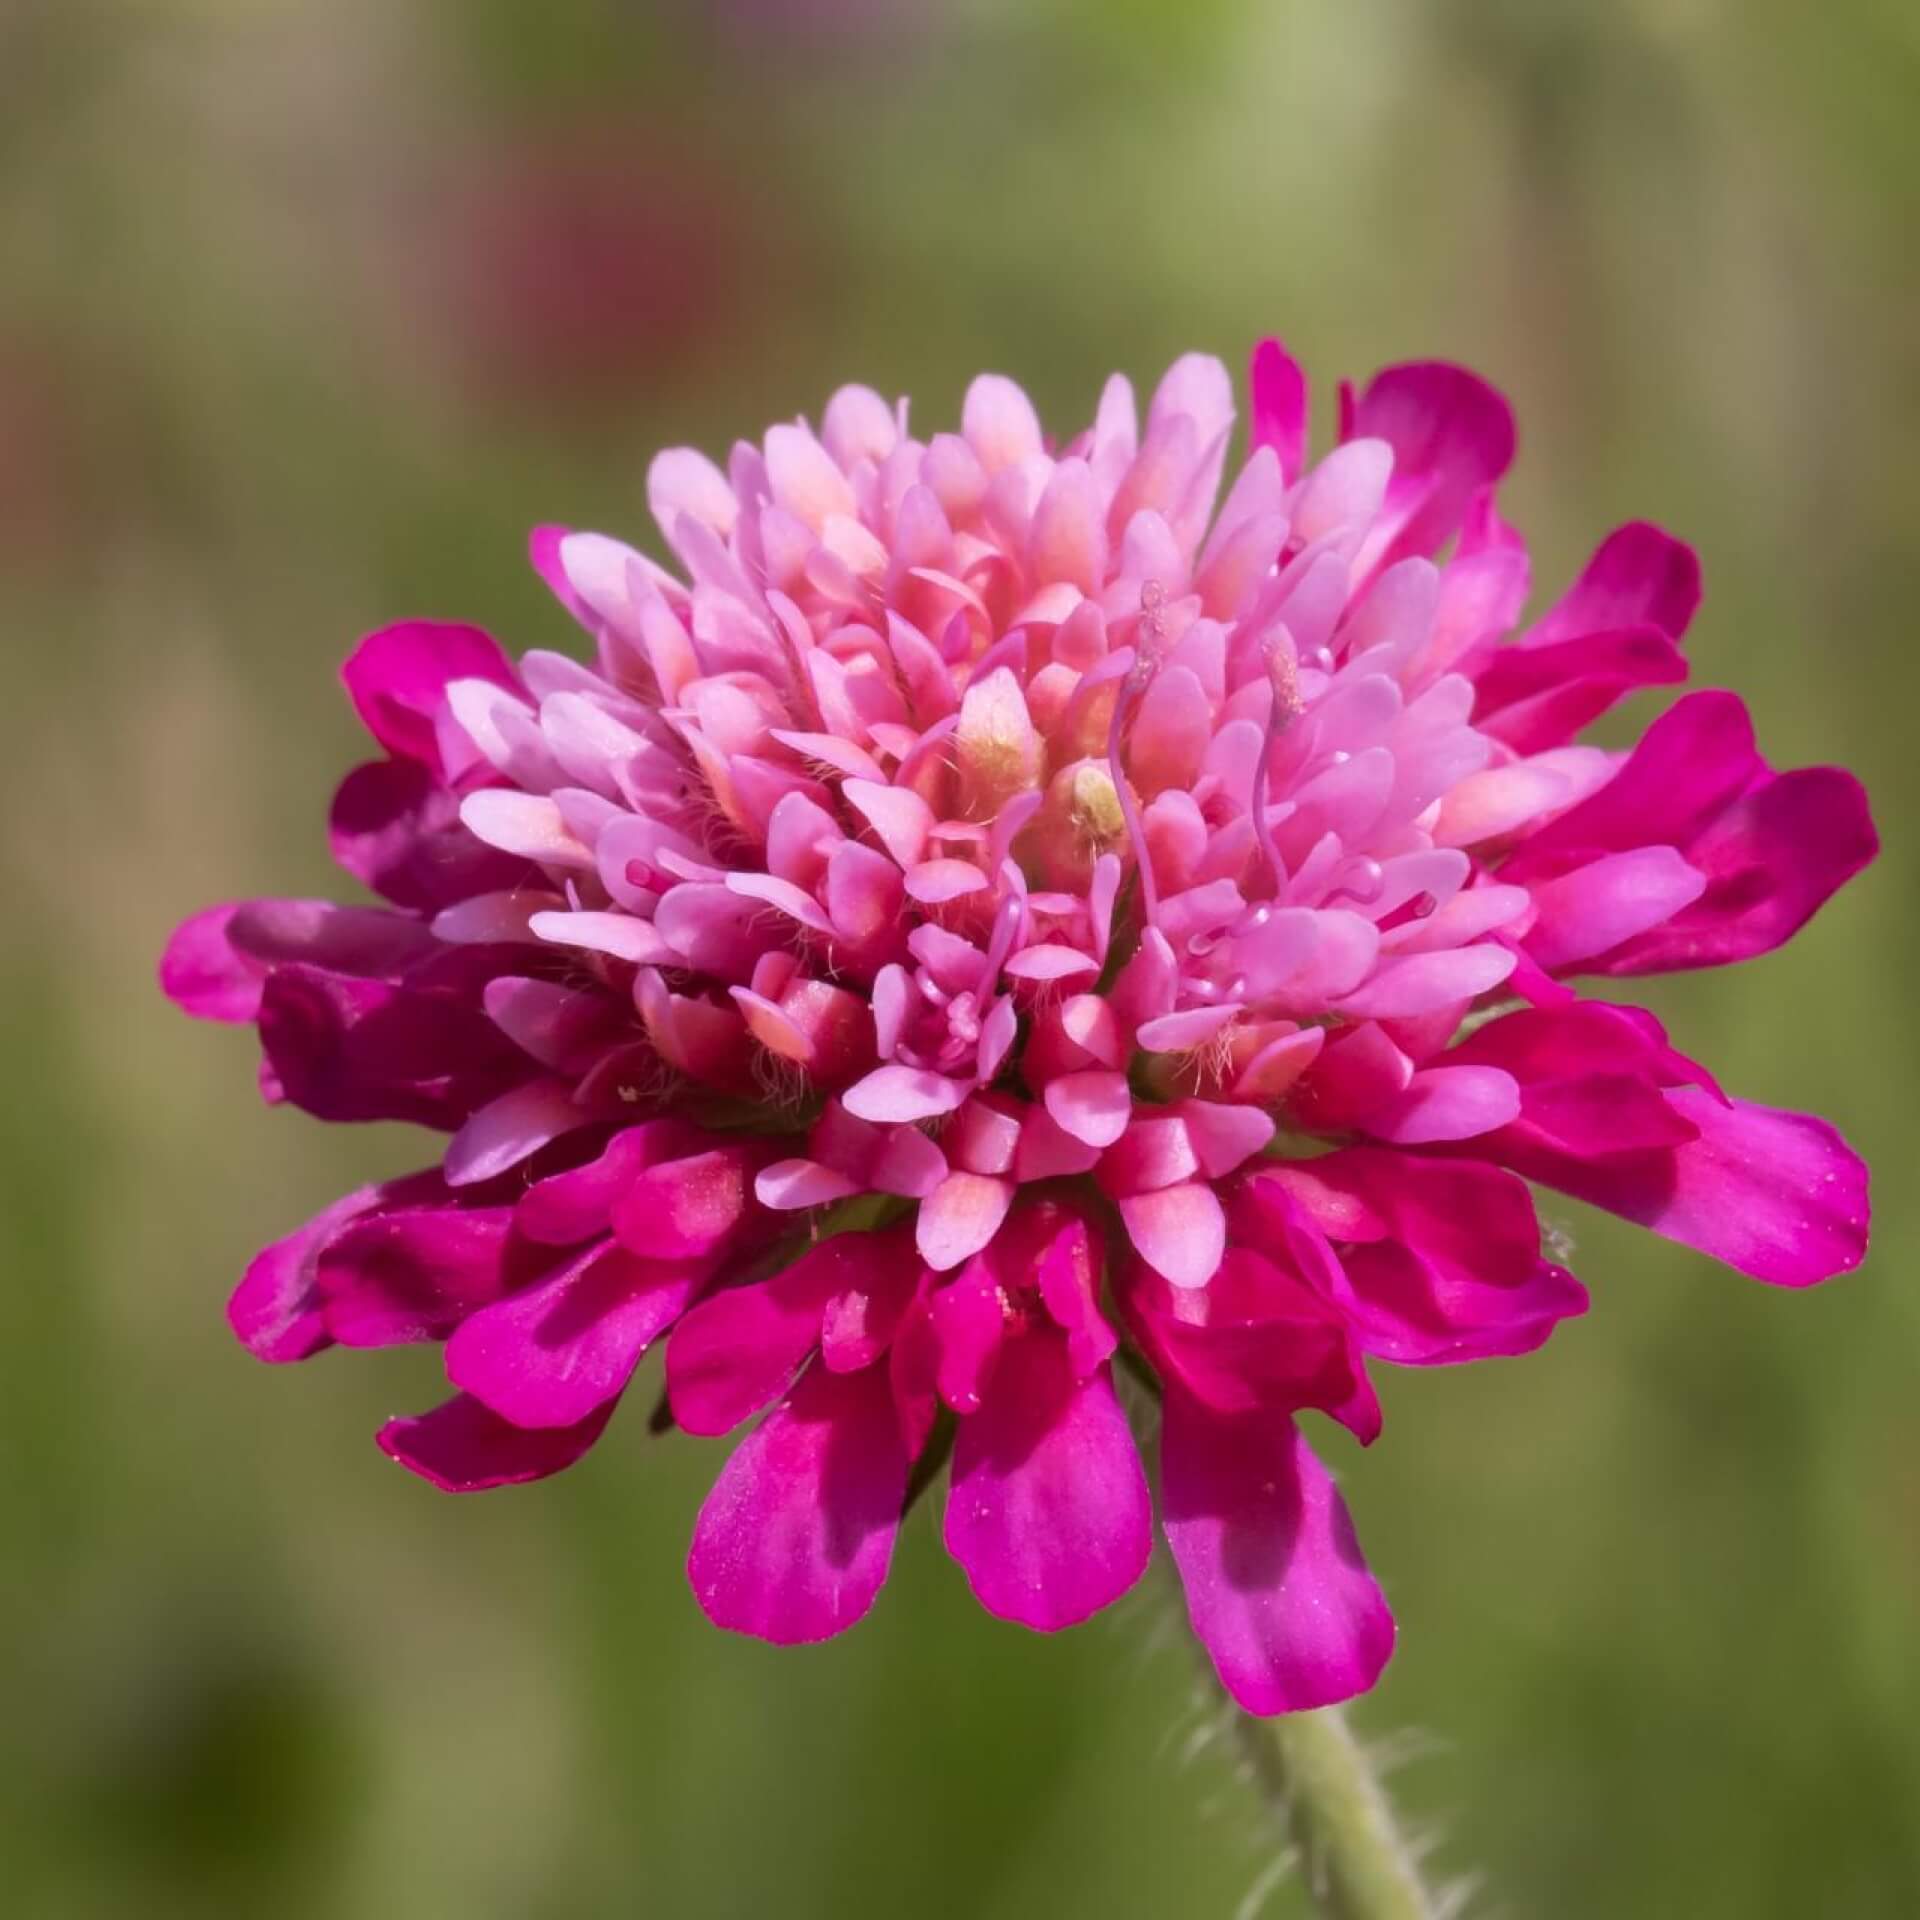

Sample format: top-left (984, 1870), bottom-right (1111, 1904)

top-left (316, 1203), bottom-right (521, 1347)
top-left (944, 1330), bottom-right (1151, 1630)
top-left (256, 962), bottom-right (532, 1129)
top-left (1588, 764), bottom-right (1877, 974)
top-left (1161, 1397), bottom-right (1394, 1715)
top-left (377, 1392), bottom-right (614, 1492)
top-left (687, 1358), bottom-right (908, 1644)
top-left (159, 903), bottom-right (266, 1023)
top-left (328, 758), bottom-right (538, 911)
top-left (226, 897), bottom-right (441, 978)
top-left (228, 1182), bottom-right (390, 1362)
top-left (341, 621), bottom-right (520, 773)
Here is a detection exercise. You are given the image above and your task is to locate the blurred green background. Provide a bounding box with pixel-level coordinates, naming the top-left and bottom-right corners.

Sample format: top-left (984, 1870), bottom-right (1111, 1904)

top-left (3, 1), bottom-right (1915, 1914)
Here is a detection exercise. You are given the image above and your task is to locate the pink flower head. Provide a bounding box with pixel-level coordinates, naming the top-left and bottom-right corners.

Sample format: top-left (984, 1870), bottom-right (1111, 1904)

top-left (163, 340), bottom-right (1875, 1713)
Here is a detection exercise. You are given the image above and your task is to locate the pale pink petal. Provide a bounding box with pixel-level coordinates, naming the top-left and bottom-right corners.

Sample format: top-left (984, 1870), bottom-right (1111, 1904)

top-left (458, 790), bottom-right (592, 868)
top-left (870, 1125), bottom-right (950, 1199)
top-left (1042, 1069), bottom-right (1134, 1149)
top-left (916, 1171), bottom-right (1015, 1272)
top-left (842, 777), bottom-right (934, 869)
top-left (443, 1080), bottom-right (583, 1188)
top-left (1525, 848), bottom-right (1708, 972)
top-left (1120, 1182), bottom-right (1226, 1290)
top-left (756, 1160), bottom-right (861, 1210)
top-left (842, 1062), bottom-right (971, 1125)
top-left (1174, 1099), bottom-right (1276, 1179)
top-left (528, 910), bottom-right (678, 966)
top-left (647, 446), bottom-right (737, 544)
top-left (764, 421), bottom-right (856, 531)
top-left (1002, 942), bottom-right (1099, 984)
top-left (1367, 1066), bottom-right (1522, 1144)
top-left (962, 374), bottom-right (1044, 474)
top-left (1335, 944), bottom-right (1516, 1019)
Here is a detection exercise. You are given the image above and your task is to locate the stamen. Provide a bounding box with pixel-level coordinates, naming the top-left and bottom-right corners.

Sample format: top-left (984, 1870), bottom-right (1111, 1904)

top-left (1107, 581), bottom-right (1168, 930)
top-left (1251, 632), bottom-right (1304, 900)
top-left (1323, 857), bottom-right (1385, 910)
top-left (1265, 633), bottom-right (1305, 732)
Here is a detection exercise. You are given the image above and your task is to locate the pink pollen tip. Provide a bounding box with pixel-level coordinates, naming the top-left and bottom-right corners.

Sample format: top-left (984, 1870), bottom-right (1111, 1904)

top-left (1264, 636), bottom-right (1304, 731)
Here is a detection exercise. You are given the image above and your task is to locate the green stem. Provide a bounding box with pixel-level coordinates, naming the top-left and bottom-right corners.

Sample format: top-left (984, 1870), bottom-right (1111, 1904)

top-left (1118, 1361), bottom-right (1438, 1918)
top-left (1225, 1698), bottom-right (1434, 1920)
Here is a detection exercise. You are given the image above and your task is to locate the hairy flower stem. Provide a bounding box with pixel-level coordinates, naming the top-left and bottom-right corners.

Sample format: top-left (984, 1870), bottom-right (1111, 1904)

top-left (1222, 1693), bottom-right (1433, 1920)
top-left (1124, 1362), bottom-right (1438, 1920)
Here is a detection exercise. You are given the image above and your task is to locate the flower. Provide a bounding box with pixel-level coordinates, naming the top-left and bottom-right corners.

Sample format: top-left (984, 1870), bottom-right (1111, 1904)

top-left (162, 340), bottom-right (1875, 1713)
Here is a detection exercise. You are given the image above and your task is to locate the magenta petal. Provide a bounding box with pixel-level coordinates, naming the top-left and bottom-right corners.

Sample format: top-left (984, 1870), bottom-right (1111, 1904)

top-left (516, 1122), bottom-right (698, 1245)
top-left (446, 1242), bottom-right (695, 1428)
top-left (228, 1182), bottom-right (395, 1362)
top-left (328, 758), bottom-right (533, 911)
top-left (1366, 1065), bottom-right (1521, 1145)
top-left (945, 1334), bottom-right (1151, 1631)
top-left (226, 898), bottom-right (442, 980)
top-left (160, 904), bottom-right (265, 1023)
top-left (665, 1233), bottom-right (883, 1434)
top-left (341, 621), bottom-right (520, 773)
top-left (1259, 1151), bottom-right (1587, 1364)
top-left (1161, 1399), bottom-right (1394, 1714)
top-left (1532, 520), bottom-right (1701, 644)
top-left (378, 1392), bottom-right (614, 1493)
top-left (928, 1263), bottom-right (1007, 1414)
top-left (1591, 765), bottom-right (1877, 974)
top-left (1506, 690), bottom-right (1762, 870)
top-left (1350, 360), bottom-right (1516, 564)
top-left (688, 1359), bottom-right (908, 1644)
top-left (1553, 1091), bottom-right (1870, 1288)
top-left (1473, 626), bottom-right (1688, 755)
top-left (610, 1146), bottom-right (759, 1260)
top-left (1249, 337), bottom-right (1309, 483)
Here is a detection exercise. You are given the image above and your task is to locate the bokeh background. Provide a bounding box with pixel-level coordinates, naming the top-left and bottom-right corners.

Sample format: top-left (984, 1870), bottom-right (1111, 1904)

top-left (3, 1), bottom-right (1915, 1914)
